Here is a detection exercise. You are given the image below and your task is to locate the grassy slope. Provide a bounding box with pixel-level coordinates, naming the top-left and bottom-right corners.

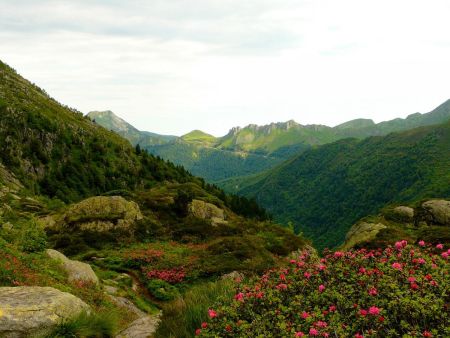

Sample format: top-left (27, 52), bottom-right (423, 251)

top-left (238, 121), bottom-right (450, 250)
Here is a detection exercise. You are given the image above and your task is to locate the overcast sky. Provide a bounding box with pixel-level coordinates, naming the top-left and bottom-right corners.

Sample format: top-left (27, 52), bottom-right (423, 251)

top-left (1, 0), bottom-right (449, 136)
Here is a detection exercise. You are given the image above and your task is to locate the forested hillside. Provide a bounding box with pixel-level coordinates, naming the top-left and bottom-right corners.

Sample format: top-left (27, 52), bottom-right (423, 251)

top-left (237, 121), bottom-right (450, 249)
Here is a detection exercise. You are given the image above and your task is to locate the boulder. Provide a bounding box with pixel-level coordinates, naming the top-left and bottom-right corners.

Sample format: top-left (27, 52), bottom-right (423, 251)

top-left (421, 200), bottom-right (450, 226)
top-left (0, 286), bottom-right (89, 338)
top-left (342, 222), bottom-right (387, 250)
top-left (64, 196), bottom-right (143, 233)
top-left (392, 206), bottom-right (414, 222)
top-left (188, 199), bottom-right (227, 226)
top-left (46, 249), bottom-right (99, 285)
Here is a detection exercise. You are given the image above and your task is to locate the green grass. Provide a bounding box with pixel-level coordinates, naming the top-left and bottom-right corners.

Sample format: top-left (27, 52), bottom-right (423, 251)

top-left (45, 311), bottom-right (118, 338)
top-left (155, 279), bottom-right (235, 338)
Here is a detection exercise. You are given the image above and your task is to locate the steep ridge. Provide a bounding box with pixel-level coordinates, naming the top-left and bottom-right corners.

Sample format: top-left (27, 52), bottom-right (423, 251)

top-left (236, 121), bottom-right (450, 249)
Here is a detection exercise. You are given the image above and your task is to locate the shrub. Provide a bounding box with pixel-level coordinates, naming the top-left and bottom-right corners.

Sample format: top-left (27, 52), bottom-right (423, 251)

top-left (197, 242), bottom-right (450, 337)
top-left (19, 218), bottom-right (47, 253)
top-left (146, 279), bottom-right (180, 301)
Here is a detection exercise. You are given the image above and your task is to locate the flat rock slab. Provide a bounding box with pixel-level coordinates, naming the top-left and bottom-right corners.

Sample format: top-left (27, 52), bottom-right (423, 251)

top-left (0, 286), bottom-right (89, 338)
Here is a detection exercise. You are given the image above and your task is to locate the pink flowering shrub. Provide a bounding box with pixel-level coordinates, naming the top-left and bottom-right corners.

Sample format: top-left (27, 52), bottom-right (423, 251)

top-left (197, 242), bottom-right (449, 337)
top-left (143, 267), bottom-right (186, 284)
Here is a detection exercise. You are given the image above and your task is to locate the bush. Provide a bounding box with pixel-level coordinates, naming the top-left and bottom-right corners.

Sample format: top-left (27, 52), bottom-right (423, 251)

top-left (146, 279), bottom-right (180, 301)
top-left (46, 310), bottom-right (118, 337)
top-left (197, 242), bottom-right (450, 337)
top-left (19, 218), bottom-right (47, 252)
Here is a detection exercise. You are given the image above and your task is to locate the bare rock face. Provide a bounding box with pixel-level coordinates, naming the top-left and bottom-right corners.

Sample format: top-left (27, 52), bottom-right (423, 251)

top-left (0, 286), bottom-right (89, 338)
top-left (392, 206), bottom-right (415, 222)
top-left (46, 249), bottom-right (99, 285)
top-left (188, 199), bottom-right (227, 226)
top-left (342, 222), bottom-right (387, 250)
top-left (421, 200), bottom-right (450, 226)
top-left (63, 196), bottom-right (143, 233)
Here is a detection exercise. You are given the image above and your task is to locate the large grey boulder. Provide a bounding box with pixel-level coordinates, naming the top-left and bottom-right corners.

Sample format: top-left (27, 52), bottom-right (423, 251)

top-left (46, 249), bottom-right (99, 285)
top-left (63, 196), bottom-right (143, 233)
top-left (422, 200), bottom-right (450, 226)
top-left (0, 286), bottom-right (89, 338)
top-left (188, 199), bottom-right (227, 226)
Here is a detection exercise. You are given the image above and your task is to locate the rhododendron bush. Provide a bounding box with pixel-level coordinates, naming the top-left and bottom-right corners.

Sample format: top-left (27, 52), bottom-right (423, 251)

top-left (197, 241), bottom-right (449, 337)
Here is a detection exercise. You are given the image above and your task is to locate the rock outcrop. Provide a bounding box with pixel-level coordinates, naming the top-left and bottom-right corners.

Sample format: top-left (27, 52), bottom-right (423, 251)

top-left (0, 286), bottom-right (89, 338)
top-left (342, 222), bottom-right (387, 250)
top-left (188, 199), bottom-right (227, 226)
top-left (421, 200), bottom-right (450, 226)
top-left (46, 249), bottom-right (99, 285)
top-left (392, 206), bottom-right (414, 222)
top-left (63, 196), bottom-right (143, 233)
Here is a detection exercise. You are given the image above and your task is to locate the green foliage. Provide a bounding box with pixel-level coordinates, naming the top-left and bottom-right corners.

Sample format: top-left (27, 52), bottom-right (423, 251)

top-left (238, 121), bottom-right (450, 249)
top-left (46, 310), bottom-right (118, 338)
top-left (19, 218), bottom-right (47, 253)
top-left (146, 279), bottom-right (180, 301)
top-left (155, 279), bottom-right (235, 338)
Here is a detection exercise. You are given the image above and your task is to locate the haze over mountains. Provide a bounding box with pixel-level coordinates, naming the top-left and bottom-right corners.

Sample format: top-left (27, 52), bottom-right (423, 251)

top-left (89, 99), bottom-right (450, 183)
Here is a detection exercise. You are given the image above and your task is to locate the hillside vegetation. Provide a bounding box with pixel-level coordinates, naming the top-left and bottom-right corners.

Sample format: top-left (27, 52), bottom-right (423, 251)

top-left (235, 121), bottom-right (450, 249)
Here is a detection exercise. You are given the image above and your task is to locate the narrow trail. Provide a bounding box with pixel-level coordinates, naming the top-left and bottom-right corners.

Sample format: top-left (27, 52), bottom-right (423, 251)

top-left (105, 272), bottom-right (161, 338)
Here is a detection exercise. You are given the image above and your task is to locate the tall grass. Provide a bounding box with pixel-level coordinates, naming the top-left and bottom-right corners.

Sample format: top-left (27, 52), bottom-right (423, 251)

top-left (155, 279), bottom-right (235, 338)
top-left (45, 310), bottom-right (118, 338)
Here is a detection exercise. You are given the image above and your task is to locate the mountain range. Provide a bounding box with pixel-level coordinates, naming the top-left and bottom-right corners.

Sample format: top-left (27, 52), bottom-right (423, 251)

top-left (89, 99), bottom-right (450, 183)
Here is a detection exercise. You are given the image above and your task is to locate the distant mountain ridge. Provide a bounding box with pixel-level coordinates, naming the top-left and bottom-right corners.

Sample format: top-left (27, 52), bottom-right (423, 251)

top-left (90, 100), bottom-right (450, 184)
top-left (87, 110), bottom-right (176, 147)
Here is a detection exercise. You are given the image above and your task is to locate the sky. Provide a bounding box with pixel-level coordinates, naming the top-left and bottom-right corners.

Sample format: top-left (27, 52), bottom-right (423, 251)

top-left (1, 0), bottom-right (449, 136)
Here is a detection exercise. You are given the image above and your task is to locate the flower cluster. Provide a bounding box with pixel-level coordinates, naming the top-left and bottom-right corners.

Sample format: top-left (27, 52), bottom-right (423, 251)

top-left (124, 248), bottom-right (164, 264)
top-left (143, 267), bottom-right (185, 284)
top-left (196, 241), bottom-right (450, 337)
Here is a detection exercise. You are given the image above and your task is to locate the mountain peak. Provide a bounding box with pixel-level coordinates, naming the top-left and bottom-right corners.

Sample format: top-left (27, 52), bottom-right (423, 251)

top-left (181, 130), bottom-right (217, 143)
top-left (87, 110), bottom-right (138, 134)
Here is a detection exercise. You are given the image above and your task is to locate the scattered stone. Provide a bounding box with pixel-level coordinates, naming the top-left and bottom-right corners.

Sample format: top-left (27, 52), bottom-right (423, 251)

top-left (0, 286), bottom-right (89, 338)
top-left (221, 271), bottom-right (244, 281)
top-left (46, 249), bottom-right (99, 285)
top-left (115, 313), bottom-right (161, 338)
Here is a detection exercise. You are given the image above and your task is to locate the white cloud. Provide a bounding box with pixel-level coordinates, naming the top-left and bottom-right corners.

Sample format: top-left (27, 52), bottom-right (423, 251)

top-left (0, 0), bottom-right (449, 136)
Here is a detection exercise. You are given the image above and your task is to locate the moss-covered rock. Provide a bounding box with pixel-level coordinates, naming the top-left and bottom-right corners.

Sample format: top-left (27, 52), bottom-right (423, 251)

top-left (0, 286), bottom-right (89, 338)
top-left (342, 221), bottom-right (387, 250)
top-left (188, 199), bottom-right (227, 226)
top-left (63, 196), bottom-right (143, 233)
top-left (421, 199), bottom-right (450, 226)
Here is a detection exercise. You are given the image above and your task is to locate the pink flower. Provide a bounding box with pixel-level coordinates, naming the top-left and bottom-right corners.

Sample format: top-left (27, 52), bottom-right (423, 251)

top-left (334, 251), bottom-right (344, 258)
top-left (358, 267), bottom-right (366, 274)
top-left (423, 331), bottom-right (433, 337)
top-left (368, 306), bottom-right (380, 316)
top-left (304, 272), bottom-right (311, 279)
top-left (355, 333), bottom-right (364, 338)
top-left (329, 305), bottom-right (336, 312)
top-left (392, 262), bottom-right (402, 270)
top-left (295, 332), bottom-right (305, 337)
top-left (280, 273), bottom-right (286, 281)
top-left (442, 252), bottom-right (449, 259)
top-left (436, 243), bottom-right (444, 250)
top-left (208, 309), bottom-right (217, 318)
top-left (359, 309), bottom-right (368, 317)
top-left (195, 328), bottom-right (202, 335)
top-left (418, 240), bottom-right (425, 247)
top-left (309, 328), bottom-right (319, 336)
top-left (276, 283), bottom-right (288, 290)
top-left (314, 321), bottom-right (327, 328)
top-left (201, 322), bottom-right (208, 329)
top-left (410, 283), bottom-right (419, 290)
top-left (301, 311), bottom-right (310, 319)
top-left (234, 292), bottom-right (244, 302)
top-left (318, 264), bottom-right (327, 271)
top-left (290, 259), bottom-right (297, 264)
top-left (318, 284), bottom-right (326, 293)
top-left (408, 276), bottom-right (416, 283)
top-left (368, 287), bottom-right (378, 296)
top-left (417, 258), bottom-right (426, 265)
